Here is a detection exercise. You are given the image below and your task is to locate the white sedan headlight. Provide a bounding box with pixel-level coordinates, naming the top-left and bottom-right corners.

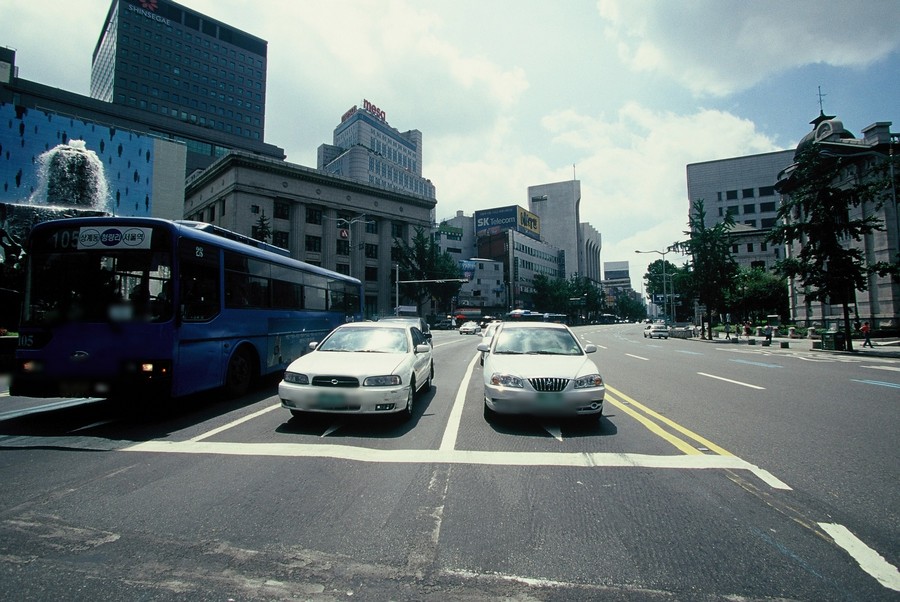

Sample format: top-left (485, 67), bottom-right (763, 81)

top-left (364, 375), bottom-right (402, 386)
top-left (490, 373), bottom-right (524, 388)
top-left (574, 374), bottom-right (603, 389)
top-left (283, 372), bottom-right (309, 385)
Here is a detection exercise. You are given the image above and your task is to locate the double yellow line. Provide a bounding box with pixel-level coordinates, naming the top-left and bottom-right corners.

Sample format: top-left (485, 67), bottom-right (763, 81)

top-left (605, 385), bottom-right (734, 457)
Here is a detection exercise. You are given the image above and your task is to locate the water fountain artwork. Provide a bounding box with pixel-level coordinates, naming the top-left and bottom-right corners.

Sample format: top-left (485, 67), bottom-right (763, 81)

top-left (0, 140), bottom-right (110, 329)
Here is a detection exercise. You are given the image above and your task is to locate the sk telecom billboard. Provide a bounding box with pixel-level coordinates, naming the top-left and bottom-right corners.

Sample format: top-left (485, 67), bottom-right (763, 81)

top-left (475, 205), bottom-right (540, 241)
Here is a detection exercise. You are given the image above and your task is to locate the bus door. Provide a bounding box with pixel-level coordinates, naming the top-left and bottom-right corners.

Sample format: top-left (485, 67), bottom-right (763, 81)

top-left (174, 238), bottom-right (224, 397)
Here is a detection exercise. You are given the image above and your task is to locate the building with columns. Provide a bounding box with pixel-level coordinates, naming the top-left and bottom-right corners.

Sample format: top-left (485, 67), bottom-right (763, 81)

top-left (184, 151), bottom-right (436, 318)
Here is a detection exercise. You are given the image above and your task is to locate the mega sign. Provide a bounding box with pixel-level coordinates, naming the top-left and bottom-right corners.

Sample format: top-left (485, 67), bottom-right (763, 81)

top-left (517, 206), bottom-right (540, 240)
top-left (363, 99), bottom-right (387, 123)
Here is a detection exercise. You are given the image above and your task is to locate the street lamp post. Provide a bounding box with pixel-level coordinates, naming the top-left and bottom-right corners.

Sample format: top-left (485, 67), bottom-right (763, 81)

top-left (635, 248), bottom-right (673, 323)
top-left (324, 214), bottom-right (374, 280)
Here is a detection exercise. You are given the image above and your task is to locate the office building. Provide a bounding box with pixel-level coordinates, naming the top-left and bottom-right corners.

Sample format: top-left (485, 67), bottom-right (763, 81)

top-left (686, 150), bottom-right (795, 270)
top-left (318, 100), bottom-right (436, 202)
top-left (92, 0), bottom-right (268, 144)
top-left (527, 180), bottom-right (602, 284)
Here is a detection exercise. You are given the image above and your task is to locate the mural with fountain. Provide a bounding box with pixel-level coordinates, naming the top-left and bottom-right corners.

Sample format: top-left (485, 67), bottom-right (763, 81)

top-left (0, 140), bottom-right (110, 330)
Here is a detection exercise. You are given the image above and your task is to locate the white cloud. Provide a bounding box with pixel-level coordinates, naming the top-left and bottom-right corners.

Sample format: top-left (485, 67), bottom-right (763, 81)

top-left (597, 0), bottom-right (900, 96)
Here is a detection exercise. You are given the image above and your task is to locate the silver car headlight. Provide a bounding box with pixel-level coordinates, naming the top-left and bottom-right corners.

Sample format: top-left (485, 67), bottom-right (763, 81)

top-left (283, 372), bottom-right (309, 385)
top-left (574, 374), bottom-right (603, 389)
top-left (364, 375), bottom-right (402, 386)
top-left (490, 373), bottom-right (524, 388)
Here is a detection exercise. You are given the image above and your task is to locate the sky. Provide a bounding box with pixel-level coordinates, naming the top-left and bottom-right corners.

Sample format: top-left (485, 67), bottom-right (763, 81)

top-left (2, 0), bottom-right (898, 290)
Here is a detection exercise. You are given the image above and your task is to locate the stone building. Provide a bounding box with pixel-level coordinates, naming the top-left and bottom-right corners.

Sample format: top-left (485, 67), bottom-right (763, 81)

top-left (184, 151), bottom-right (436, 318)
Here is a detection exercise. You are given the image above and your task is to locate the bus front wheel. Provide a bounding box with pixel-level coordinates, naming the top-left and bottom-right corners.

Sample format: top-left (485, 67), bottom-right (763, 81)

top-left (225, 347), bottom-right (256, 398)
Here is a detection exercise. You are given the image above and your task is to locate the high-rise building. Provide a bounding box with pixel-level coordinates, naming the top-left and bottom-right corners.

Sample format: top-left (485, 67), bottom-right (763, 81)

top-left (91, 0), bottom-right (268, 144)
top-left (317, 100), bottom-right (436, 202)
top-left (686, 150), bottom-right (795, 271)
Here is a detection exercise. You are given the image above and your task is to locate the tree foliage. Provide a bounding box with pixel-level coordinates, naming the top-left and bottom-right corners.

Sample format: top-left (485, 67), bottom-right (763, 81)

top-left (672, 198), bottom-right (739, 338)
top-left (725, 267), bottom-right (789, 323)
top-left (392, 228), bottom-right (463, 315)
top-left (252, 210), bottom-right (271, 243)
top-left (768, 142), bottom-right (899, 349)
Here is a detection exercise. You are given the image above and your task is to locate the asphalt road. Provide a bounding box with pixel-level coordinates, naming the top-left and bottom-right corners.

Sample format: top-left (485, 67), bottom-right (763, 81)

top-left (0, 324), bottom-right (897, 601)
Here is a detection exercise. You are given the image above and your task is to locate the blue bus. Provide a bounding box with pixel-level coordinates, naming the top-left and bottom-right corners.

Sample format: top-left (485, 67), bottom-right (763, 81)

top-left (504, 310), bottom-right (569, 324)
top-left (11, 217), bottom-right (362, 400)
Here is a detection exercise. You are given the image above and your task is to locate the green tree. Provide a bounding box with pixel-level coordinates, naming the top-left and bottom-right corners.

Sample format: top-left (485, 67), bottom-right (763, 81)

top-left (768, 143), bottom-right (899, 351)
top-left (531, 274), bottom-right (571, 313)
top-left (393, 228), bottom-right (463, 315)
top-left (726, 267), bottom-right (789, 324)
top-left (615, 294), bottom-right (646, 322)
top-left (672, 198), bottom-right (739, 339)
top-left (252, 210), bottom-right (271, 243)
top-left (641, 258), bottom-right (684, 321)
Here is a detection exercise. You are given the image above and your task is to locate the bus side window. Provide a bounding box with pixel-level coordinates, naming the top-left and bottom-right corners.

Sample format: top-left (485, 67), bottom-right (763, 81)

top-left (179, 241), bottom-right (220, 321)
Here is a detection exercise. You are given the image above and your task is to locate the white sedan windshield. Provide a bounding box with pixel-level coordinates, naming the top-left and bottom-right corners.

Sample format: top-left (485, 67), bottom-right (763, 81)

top-left (493, 328), bottom-right (582, 355)
top-left (319, 328), bottom-right (409, 353)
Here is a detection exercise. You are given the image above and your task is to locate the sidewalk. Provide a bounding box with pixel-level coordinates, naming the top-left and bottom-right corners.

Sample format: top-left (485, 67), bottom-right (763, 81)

top-left (687, 332), bottom-right (900, 359)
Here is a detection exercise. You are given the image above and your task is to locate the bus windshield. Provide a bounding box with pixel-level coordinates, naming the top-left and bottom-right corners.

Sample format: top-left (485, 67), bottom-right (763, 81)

top-left (23, 226), bottom-right (173, 326)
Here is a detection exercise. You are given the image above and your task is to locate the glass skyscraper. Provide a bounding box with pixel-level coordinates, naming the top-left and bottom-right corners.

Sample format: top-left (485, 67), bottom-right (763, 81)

top-left (91, 0), bottom-right (267, 142)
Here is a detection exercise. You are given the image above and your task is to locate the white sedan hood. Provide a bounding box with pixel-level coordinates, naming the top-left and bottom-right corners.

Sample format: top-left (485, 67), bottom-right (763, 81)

top-left (288, 351), bottom-right (408, 377)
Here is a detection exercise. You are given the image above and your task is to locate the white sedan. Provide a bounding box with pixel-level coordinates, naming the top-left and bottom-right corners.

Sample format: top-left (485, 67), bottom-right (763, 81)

top-left (279, 322), bottom-right (433, 421)
top-left (458, 321), bottom-right (481, 335)
top-left (477, 322), bottom-right (604, 422)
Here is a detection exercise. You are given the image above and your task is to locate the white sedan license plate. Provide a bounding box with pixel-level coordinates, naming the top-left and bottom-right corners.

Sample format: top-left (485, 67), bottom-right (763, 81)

top-left (317, 391), bottom-right (346, 407)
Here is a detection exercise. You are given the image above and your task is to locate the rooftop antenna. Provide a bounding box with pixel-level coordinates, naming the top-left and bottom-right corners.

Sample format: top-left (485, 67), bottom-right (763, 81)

top-left (817, 85), bottom-right (827, 114)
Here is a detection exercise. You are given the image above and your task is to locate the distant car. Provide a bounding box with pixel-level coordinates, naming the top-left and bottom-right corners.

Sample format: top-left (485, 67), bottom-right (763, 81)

top-left (378, 316), bottom-right (432, 344)
top-left (477, 322), bottom-right (604, 422)
top-left (479, 321), bottom-right (501, 365)
top-left (644, 323), bottom-right (669, 339)
top-left (459, 321), bottom-right (481, 335)
top-left (278, 321), bottom-right (434, 421)
top-left (432, 319), bottom-right (454, 330)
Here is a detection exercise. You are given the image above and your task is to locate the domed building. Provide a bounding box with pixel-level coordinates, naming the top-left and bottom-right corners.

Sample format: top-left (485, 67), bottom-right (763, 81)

top-left (775, 113), bottom-right (899, 332)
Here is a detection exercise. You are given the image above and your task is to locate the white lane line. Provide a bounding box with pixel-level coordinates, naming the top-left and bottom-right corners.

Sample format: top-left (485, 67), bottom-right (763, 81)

top-left (188, 402), bottom-right (281, 442)
top-left (851, 379), bottom-right (900, 389)
top-left (122, 440), bottom-right (791, 488)
top-left (698, 372), bottom-right (765, 390)
top-left (865, 365), bottom-right (900, 372)
top-left (439, 352), bottom-right (480, 451)
top-left (625, 353), bottom-right (649, 361)
top-left (818, 522), bottom-right (900, 591)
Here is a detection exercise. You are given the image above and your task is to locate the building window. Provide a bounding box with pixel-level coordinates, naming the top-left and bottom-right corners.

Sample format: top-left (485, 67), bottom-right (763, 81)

top-left (760, 201), bottom-right (776, 213)
top-left (760, 242), bottom-right (768, 252)
top-left (742, 188), bottom-right (755, 198)
top-left (336, 239), bottom-right (350, 256)
top-left (743, 204), bottom-right (756, 214)
top-left (746, 243), bottom-right (754, 253)
top-left (365, 243), bottom-right (378, 259)
top-left (273, 231), bottom-right (289, 249)
top-left (335, 263), bottom-right (350, 276)
top-left (391, 222), bottom-right (404, 239)
top-left (250, 204), bottom-right (260, 214)
top-left (761, 217), bottom-right (777, 228)
top-left (365, 266), bottom-right (378, 281)
top-left (274, 201), bottom-right (290, 220)
top-left (759, 185), bottom-right (775, 197)
top-left (306, 207), bottom-right (322, 225)
top-left (744, 220), bottom-right (757, 228)
top-left (305, 235), bottom-right (322, 253)
top-left (365, 220), bottom-right (378, 234)
top-left (726, 206), bottom-right (739, 217)
top-left (726, 190), bottom-right (738, 200)
top-left (732, 244), bottom-right (739, 253)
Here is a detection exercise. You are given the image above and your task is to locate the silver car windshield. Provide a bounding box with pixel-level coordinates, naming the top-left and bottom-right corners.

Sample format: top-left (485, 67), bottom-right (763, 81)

top-left (492, 328), bottom-right (583, 356)
top-left (319, 327), bottom-right (409, 353)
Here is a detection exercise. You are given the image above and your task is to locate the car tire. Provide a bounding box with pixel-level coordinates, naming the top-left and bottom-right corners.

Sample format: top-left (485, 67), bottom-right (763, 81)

top-left (422, 362), bottom-right (433, 393)
top-left (398, 379), bottom-right (415, 422)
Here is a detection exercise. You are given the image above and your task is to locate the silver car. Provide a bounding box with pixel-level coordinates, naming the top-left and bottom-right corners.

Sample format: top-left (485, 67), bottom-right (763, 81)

top-left (279, 322), bottom-right (434, 421)
top-left (477, 322), bottom-right (604, 422)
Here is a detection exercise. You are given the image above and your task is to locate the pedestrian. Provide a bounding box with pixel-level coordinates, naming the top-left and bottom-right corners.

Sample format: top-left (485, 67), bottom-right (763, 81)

top-left (724, 323), bottom-right (731, 340)
top-left (764, 324), bottom-right (772, 343)
top-left (861, 321), bottom-right (874, 348)
top-left (743, 321), bottom-right (752, 338)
